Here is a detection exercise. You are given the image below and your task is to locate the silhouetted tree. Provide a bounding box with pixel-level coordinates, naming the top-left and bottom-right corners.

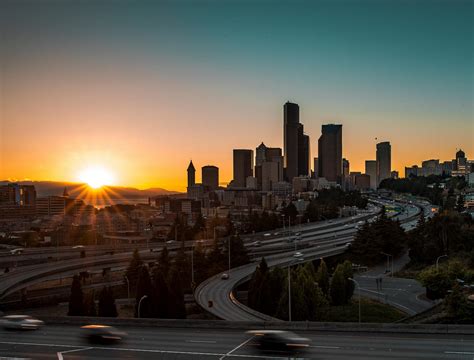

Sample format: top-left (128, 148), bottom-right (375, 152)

top-left (125, 249), bottom-right (143, 293)
top-left (329, 265), bottom-right (346, 306)
top-left (315, 259), bottom-right (330, 297)
top-left (68, 274), bottom-right (85, 316)
top-left (98, 286), bottom-right (118, 317)
top-left (135, 265), bottom-right (152, 317)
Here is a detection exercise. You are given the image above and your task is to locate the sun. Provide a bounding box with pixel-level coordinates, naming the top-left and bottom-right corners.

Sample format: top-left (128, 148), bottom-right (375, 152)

top-left (78, 166), bottom-right (115, 189)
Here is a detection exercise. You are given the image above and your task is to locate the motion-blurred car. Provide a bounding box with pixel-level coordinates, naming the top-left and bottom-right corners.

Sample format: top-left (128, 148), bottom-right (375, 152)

top-left (1, 315), bottom-right (44, 330)
top-left (81, 325), bottom-right (127, 343)
top-left (221, 273), bottom-right (230, 280)
top-left (10, 248), bottom-right (24, 255)
top-left (247, 330), bottom-right (310, 353)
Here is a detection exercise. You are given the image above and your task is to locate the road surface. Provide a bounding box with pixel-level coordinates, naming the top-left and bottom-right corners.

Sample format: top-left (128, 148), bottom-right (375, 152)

top-left (0, 325), bottom-right (472, 359)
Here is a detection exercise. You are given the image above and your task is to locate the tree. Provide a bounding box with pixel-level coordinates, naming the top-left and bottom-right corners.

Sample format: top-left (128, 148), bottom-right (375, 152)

top-left (68, 274), bottom-right (85, 316)
top-left (247, 258), bottom-right (269, 311)
top-left (98, 286), bottom-right (118, 317)
top-left (444, 283), bottom-right (474, 323)
top-left (329, 265), bottom-right (346, 306)
top-left (125, 249), bottom-right (143, 293)
top-left (151, 267), bottom-right (170, 318)
top-left (157, 246), bottom-right (170, 278)
top-left (224, 234), bottom-right (249, 268)
top-left (342, 260), bottom-right (355, 303)
top-left (167, 269), bottom-right (186, 319)
top-left (135, 265), bottom-right (152, 317)
top-left (83, 293), bottom-right (96, 317)
top-left (315, 259), bottom-right (330, 296)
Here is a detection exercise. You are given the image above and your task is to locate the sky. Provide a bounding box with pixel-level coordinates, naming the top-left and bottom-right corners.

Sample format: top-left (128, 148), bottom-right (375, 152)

top-left (1, 0), bottom-right (472, 191)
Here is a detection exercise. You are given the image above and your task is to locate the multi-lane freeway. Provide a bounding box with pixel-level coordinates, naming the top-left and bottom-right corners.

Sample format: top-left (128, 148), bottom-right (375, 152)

top-left (0, 325), bottom-right (472, 359)
top-left (196, 199), bottom-right (431, 321)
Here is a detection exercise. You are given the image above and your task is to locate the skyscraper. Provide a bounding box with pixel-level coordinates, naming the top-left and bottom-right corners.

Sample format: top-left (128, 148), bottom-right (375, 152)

top-left (313, 157), bottom-right (319, 178)
top-left (233, 149), bottom-right (253, 187)
top-left (365, 160), bottom-right (377, 190)
top-left (202, 165), bottom-right (219, 191)
top-left (298, 133), bottom-right (310, 176)
top-left (376, 141), bottom-right (391, 186)
top-left (187, 160), bottom-right (195, 188)
top-left (318, 124), bottom-right (343, 183)
top-left (283, 102), bottom-right (300, 181)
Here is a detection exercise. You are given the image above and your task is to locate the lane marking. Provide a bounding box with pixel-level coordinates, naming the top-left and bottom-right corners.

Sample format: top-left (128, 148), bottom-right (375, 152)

top-left (57, 348), bottom-right (92, 360)
top-left (310, 345), bottom-right (340, 349)
top-left (0, 341), bottom-right (286, 359)
top-left (186, 340), bottom-right (217, 344)
top-left (445, 351), bottom-right (474, 355)
top-left (219, 336), bottom-right (255, 360)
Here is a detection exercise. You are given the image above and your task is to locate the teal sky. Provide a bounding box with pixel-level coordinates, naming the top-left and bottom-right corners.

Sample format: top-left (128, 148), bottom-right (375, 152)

top-left (1, 0), bottom-right (473, 189)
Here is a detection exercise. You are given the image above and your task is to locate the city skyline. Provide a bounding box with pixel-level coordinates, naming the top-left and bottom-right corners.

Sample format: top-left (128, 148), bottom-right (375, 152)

top-left (1, 0), bottom-right (473, 191)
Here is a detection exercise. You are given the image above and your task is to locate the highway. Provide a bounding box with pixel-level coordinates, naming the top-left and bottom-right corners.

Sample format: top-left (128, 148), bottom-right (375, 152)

top-left (0, 325), bottom-right (472, 359)
top-left (195, 200), bottom-right (427, 321)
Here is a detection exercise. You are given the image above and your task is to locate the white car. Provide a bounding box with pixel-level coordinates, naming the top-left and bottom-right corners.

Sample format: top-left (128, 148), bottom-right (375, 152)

top-left (293, 252), bottom-right (304, 258)
top-left (221, 273), bottom-right (230, 280)
top-left (1, 315), bottom-right (44, 330)
top-left (10, 248), bottom-right (24, 255)
top-left (72, 245), bottom-right (84, 249)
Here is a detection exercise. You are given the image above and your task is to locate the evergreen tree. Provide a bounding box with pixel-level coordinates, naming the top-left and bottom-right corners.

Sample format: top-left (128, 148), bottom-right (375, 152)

top-left (167, 269), bottom-right (186, 319)
top-left (247, 258), bottom-right (269, 310)
top-left (83, 292), bottom-right (96, 317)
top-left (151, 267), bottom-right (170, 318)
top-left (98, 286), bottom-right (118, 317)
top-left (224, 234), bottom-right (249, 268)
top-left (125, 249), bottom-right (143, 293)
top-left (135, 265), bottom-right (152, 317)
top-left (342, 260), bottom-right (355, 303)
top-left (315, 259), bottom-right (330, 296)
top-left (68, 274), bottom-right (85, 316)
top-left (329, 265), bottom-right (346, 306)
top-left (157, 246), bottom-right (170, 277)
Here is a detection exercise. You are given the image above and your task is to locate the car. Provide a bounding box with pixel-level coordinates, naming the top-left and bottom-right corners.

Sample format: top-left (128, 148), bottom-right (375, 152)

top-left (247, 330), bottom-right (310, 353)
top-left (1, 315), bottom-right (44, 330)
top-left (221, 273), bottom-right (230, 280)
top-left (264, 233), bottom-right (271, 237)
top-left (72, 245), bottom-right (84, 249)
top-left (166, 240), bottom-right (174, 244)
top-left (293, 252), bottom-right (303, 258)
top-left (81, 325), bottom-right (127, 343)
top-left (252, 241), bottom-right (261, 247)
top-left (10, 248), bottom-right (24, 255)
top-left (328, 220), bottom-right (333, 223)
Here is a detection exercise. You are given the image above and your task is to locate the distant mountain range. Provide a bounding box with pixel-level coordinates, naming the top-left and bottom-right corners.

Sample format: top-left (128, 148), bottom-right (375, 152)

top-left (0, 180), bottom-right (181, 200)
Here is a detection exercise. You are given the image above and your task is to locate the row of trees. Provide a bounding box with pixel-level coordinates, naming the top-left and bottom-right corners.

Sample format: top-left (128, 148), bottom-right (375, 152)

top-left (247, 258), bottom-right (355, 321)
top-left (349, 208), bottom-right (407, 266)
top-left (379, 175), bottom-right (467, 206)
top-left (304, 189), bottom-right (368, 222)
top-left (68, 275), bottom-right (117, 317)
top-left (407, 212), bottom-right (474, 265)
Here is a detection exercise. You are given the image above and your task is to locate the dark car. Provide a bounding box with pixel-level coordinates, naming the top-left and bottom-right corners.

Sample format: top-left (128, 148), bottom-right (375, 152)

top-left (81, 325), bottom-right (127, 343)
top-left (247, 330), bottom-right (310, 353)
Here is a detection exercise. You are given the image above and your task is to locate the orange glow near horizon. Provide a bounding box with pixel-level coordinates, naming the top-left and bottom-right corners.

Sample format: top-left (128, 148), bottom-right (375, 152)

top-left (77, 165), bottom-right (116, 189)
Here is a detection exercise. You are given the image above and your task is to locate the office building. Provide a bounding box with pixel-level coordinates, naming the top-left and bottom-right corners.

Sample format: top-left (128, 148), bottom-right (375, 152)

top-left (202, 165), bottom-right (219, 191)
top-left (233, 149), bottom-right (253, 187)
top-left (318, 124), bottom-right (343, 183)
top-left (313, 158), bottom-right (319, 178)
top-left (187, 161), bottom-right (195, 187)
top-left (354, 174), bottom-right (371, 191)
top-left (365, 160), bottom-right (377, 190)
top-left (284, 102), bottom-right (300, 181)
top-left (376, 141), bottom-right (391, 186)
top-left (298, 133), bottom-right (310, 176)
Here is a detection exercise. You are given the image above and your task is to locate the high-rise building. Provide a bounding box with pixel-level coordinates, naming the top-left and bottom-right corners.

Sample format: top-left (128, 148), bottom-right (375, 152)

top-left (202, 165), bottom-right (219, 191)
top-left (233, 149), bottom-right (253, 188)
top-left (298, 133), bottom-right (310, 176)
top-left (376, 141), bottom-right (391, 186)
top-left (318, 124), bottom-right (343, 183)
top-left (313, 157), bottom-right (319, 178)
top-left (187, 161), bottom-right (195, 188)
top-left (284, 102), bottom-right (300, 181)
top-left (365, 160), bottom-right (377, 190)
top-left (342, 158), bottom-right (350, 190)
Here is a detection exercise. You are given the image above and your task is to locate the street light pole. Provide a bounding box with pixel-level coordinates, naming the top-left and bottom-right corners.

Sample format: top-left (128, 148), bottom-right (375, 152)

top-left (436, 254), bottom-right (448, 270)
top-left (138, 295), bottom-right (148, 318)
top-left (228, 237), bottom-right (231, 272)
top-left (348, 277), bottom-right (361, 324)
top-left (191, 244), bottom-right (195, 285)
top-left (124, 275), bottom-right (130, 301)
top-left (288, 264), bottom-right (292, 322)
top-left (381, 252), bottom-right (393, 277)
